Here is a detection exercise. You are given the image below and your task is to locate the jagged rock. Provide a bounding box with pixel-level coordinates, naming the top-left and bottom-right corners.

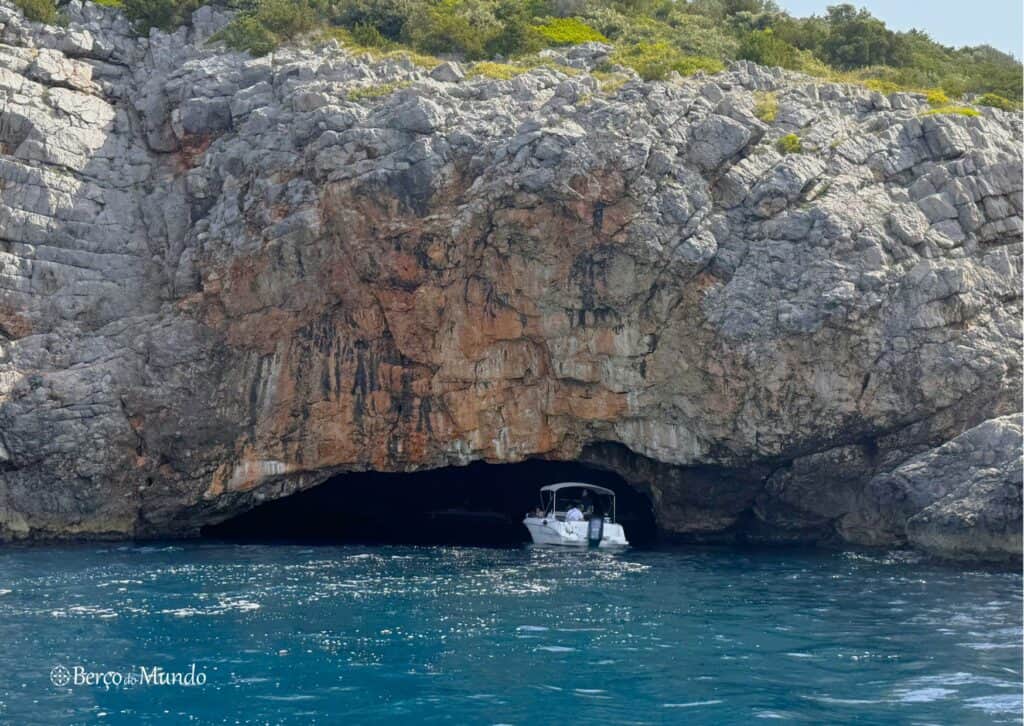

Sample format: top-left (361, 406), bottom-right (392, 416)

top-left (687, 115), bottom-right (753, 171)
top-left (563, 42), bottom-right (612, 69)
top-left (0, 1), bottom-right (1020, 563)
top-left (872, 415), bottom-right (1022, 562)
top-left (747, 155), bottom-right (826, 217)
top-left (178, 97), bottom-right (233, 136)
top-left (918, 192), bottom-right (958, 222)
top-left (429, 61), bottom-right (464, 83)
top-left (190, 4), bottom-right (232, 42)
top-left (387, 95), bottom-right (446, 133)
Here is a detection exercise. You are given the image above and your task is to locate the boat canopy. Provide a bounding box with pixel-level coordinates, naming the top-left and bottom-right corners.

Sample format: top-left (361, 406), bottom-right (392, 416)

top-left (539, 482), bottom-right (616, 497)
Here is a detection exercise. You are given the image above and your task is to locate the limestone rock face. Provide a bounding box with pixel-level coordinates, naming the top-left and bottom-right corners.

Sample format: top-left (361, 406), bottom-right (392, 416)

top-left (0, 3), bottom-right (1020, 561)
top-left (874, 415), bottom-right (1022, 562)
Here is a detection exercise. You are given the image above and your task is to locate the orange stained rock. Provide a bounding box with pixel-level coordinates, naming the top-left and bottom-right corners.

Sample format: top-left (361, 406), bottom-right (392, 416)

top-left (225, 309), bottom-right (299, 353)
top-left (441, 387), bottom-right (488, 434)
top-left (378, 287), bottom-right (444, 362)
top-left (0, 307), bottom-right (32, 339)
top-left (552, 383), bottom-right (628, 421)
top-left (221, 256), bottom-right (271, 316)
top-left (592, 328), bottom-right (619, 356)
top-left (385, 250), bottom-right (425, 285)
top-left (455, 308), bottom-right (524, 357)
top-left (203, 464), bottom-right (229, 500)
top-left (350, 305), bottom-right (389, 338)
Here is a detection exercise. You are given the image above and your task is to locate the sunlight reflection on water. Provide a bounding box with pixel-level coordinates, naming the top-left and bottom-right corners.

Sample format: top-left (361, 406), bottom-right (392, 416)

top-left (0, 543), bottom-right (1019, 724)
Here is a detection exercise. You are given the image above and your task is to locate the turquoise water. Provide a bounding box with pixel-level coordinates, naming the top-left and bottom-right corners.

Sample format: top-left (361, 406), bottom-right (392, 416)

top-left (0, 543), bottom-right (1020, 724)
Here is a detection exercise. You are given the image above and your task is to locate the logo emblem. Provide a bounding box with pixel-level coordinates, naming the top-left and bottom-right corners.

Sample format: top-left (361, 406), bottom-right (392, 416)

top-left (50, 665), bottom-right (71, 687)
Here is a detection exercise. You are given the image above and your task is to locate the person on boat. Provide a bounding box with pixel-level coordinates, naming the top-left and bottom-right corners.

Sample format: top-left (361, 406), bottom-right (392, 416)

top-left (565, 504), bottom-right (584, 522)
top-left (581, 490), bottom-right (594, 517)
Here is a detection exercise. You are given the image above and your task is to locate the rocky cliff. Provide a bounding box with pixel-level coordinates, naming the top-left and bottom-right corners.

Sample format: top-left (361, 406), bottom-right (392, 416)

top-left (0, 2), bottom-right (1020, 562)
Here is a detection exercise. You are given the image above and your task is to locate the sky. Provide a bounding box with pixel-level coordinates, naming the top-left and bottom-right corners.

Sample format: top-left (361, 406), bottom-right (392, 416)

top-left (778, 0), bottom-right (1023, 58)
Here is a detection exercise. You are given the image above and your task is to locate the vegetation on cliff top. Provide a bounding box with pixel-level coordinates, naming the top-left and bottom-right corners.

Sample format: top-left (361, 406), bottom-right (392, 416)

top-left (13, 0), bottom-right (61, 23)
top-left (39, 0), bottom-right (1024, 100)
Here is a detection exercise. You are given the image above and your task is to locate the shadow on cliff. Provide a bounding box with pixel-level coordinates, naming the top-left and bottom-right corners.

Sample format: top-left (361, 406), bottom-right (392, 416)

top-left (201, 459), bottom-right (659, 547)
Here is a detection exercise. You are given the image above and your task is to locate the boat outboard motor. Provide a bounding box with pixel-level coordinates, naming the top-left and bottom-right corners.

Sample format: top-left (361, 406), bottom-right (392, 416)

top-left (587, 516), bottom-right (604, 546)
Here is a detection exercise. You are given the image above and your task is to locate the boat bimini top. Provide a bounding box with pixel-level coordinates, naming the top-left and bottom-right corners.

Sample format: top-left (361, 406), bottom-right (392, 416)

top-left (538, 482), bottom-right (617, 522)
top-left (539, 482), bottom-right (616, 496)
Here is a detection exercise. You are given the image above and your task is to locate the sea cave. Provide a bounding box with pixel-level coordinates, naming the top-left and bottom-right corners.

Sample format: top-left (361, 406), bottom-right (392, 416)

top-left (202, 460), bottom-right (660, 547)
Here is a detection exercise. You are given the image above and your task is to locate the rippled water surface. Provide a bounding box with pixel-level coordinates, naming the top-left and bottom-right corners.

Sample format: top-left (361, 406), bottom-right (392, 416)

top-left (0, 543), bottom-right (1020, 724)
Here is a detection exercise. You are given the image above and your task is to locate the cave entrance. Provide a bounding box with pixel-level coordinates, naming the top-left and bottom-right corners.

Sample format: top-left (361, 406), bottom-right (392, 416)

top-left (201, 460), bottom-right (658, 547)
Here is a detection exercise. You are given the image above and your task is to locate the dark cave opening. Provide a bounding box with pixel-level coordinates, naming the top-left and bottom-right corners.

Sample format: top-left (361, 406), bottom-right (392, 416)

top-left (201, 460), bottom-right (658, 547)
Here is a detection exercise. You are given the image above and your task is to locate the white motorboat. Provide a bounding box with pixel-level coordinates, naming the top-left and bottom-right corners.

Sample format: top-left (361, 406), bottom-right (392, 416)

top-left (522, 482), bottom-right (629, 547)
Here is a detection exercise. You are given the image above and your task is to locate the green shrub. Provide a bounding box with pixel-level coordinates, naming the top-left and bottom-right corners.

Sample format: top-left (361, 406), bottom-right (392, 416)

top-left (584, 5), bottom-right (738, 61)
top-left (348, 22), bottom-right (388, 48)
top-left (322, 27), bottom-right (442, 67)
top-left (938, 76), bottom-right (969, 98)
top-left (819, 5), bottom-right (907, 70)
top-left (331, 0), bottom-right (414, 42)
top-left (738, 28), bottom-right (801, 70)
top-left (210, 0), bottom-right (317, 56)
top-left (977, 92), bottom-right (1017, 112)
top-left (122, 0), bottom-right (202, 32)
top-left (485, 13), bottom-right (544, 57)
top-left (514, 53), bottom-right (582, 75)
top-left (374, 48), bottom-right (442, 68)
top-left (753, 91), bottom-right (778, 122)
top-left (611, 41), bottom-right (723, 81)
top-left (91, 0), bottom-right (124, 7)
top-left (250, 0), bottom-right (316, 39)
top-left (922, 106), bottom-right (981, 117)
top-left (592, 69), bottom-right (629, 93)
top-left (925, 88), bottom-right (950, 107)
top-left (405, 2), bottom-right (488, 59)
top-left (862, 78), bottom-right (900, 94)
top-left (669, 55), bottom-right (724, 77)
top-left (776, 133), bottom-right (803, 154)
top-left (467, 56), bottom-right (585, 81)
top-left (348, 80), bottom-right (412, 100)
top-left (210, 14), bottom-right (277, 55)
top-left (14, 0), bottom-right (59, 24)
top-left (467, 61), bottom-right (527, 80)
top-left (534, 17), bottom-right (608, 46)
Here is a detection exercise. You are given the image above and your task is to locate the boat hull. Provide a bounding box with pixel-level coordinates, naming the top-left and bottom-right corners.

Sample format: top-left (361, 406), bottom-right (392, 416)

top-left (522, 517), bottom-right (628, 547)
